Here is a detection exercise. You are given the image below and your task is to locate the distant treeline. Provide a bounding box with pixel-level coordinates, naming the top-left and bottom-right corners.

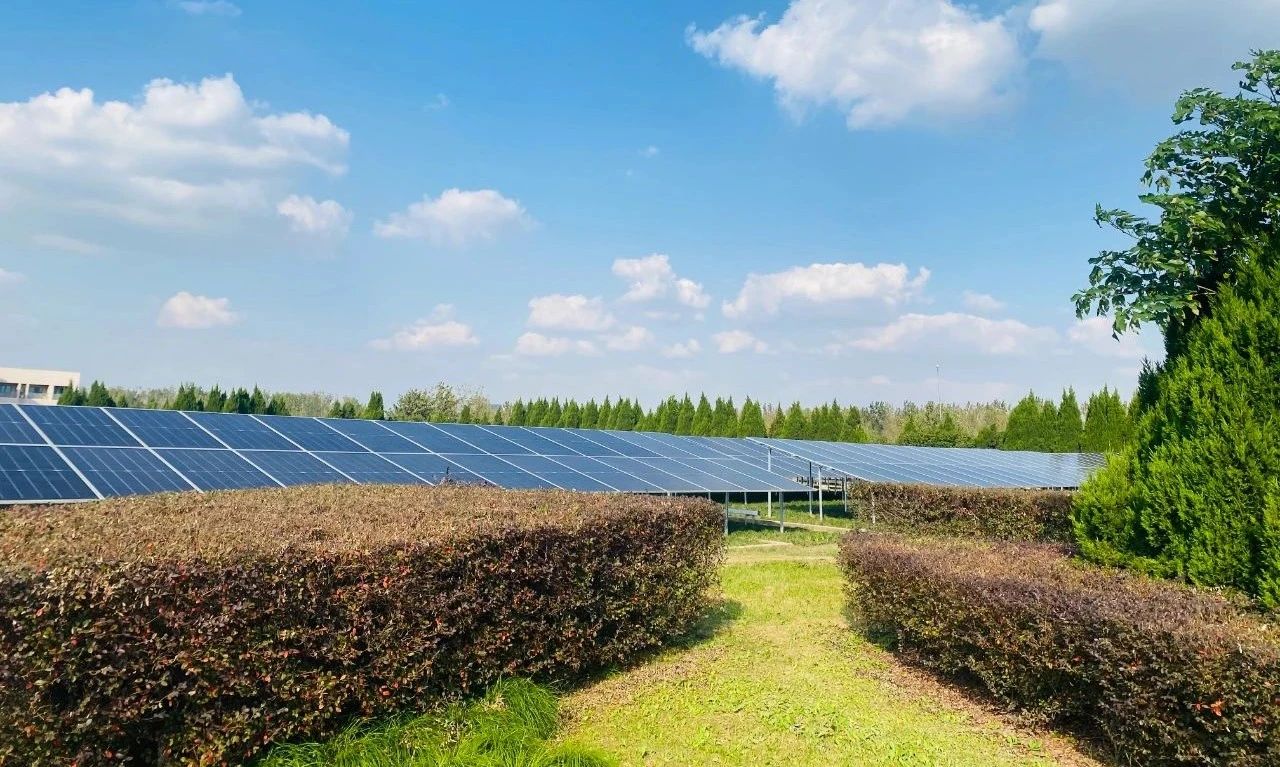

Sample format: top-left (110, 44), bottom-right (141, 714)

top-left (66, 380), bottom-right (1135, 454)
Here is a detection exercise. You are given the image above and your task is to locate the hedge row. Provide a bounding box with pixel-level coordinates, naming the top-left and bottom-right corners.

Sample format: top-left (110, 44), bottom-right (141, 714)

top-left (845, 483), bottom-right (1073, 542)
top-left (0, 485), bottom-right (723, 766)
top-left (839, 533), bottom-right (1280, 765)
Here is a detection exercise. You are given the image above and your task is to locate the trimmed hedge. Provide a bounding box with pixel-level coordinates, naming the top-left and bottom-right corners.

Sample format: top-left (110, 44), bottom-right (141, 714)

top-left (0, 485), bottom-right (722, 766)
top-left (845, 483), bottom-right (1072, 542)
top-left (839, 533), bottom-right (1280, 765)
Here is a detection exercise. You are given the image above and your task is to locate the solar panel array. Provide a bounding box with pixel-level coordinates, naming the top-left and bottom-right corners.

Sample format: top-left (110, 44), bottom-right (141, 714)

top-left (0, 404), bottom-right (1103, 504)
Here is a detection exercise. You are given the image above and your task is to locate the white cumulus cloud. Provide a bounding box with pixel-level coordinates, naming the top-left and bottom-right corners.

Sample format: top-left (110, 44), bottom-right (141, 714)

top-left (612, 253), bottom-right (711, 308)
top-left (527, 294), bottom-right (615, 332)
top-left (277, 195), bottom-right (352, 237)
top-left (1028, 0), bottom-right (1280, 94)
top-left (157, 291), bottom-right (239, 329)
top-left (374, 188), bottom-right (531, 247)
top-left (371, 305), bottom-right (478, 351)
top-left (961, 290), bottom-right (1004, 314)
top-left (713, 330), bottom-right (769, 354)
top-left (723, 262), bottom-right (928, 318)
top-left (662, 339), bottom-right (702, 358)
top-left (0, 74), bottom-right (348, 233)
top-left (515, 332), bottom-right (598, 357)
top-left (852, 312), bottom-right (1055, 355)
top-left (603, 325), bottom-right (656, 351)
top-left (688, 0), bottom-right (1022, 128)
top-left (1067, 316), bottom-right (1149, 359)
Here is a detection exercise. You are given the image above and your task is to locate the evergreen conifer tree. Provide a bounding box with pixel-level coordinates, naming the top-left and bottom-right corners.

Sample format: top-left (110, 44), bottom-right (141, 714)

top-left (1074, 256), bottom-right (1280, 607)
top-left (84, 381), bottom-right (115, 407)
top-left (1081, 387), bottom-right (1133, 452)
top-left (691, 394), bottom-right (713, 436)
top-left (675, 395), bottom-right (695, 435)
top-left (1056, 388), bottom-right (1083, 452)
top-left (840, 406), bottom-right (868, 443)
top-left (508, 400), bottom-right (527, 426)
top-left (248, 387), bottom-right (268, 414)
top-left (597, 398), bottom-right (613, 430)
top-left (738, 397), bottom-right (767, 437)
top-left (362, 391), bottom-right (385, 420)
top-left (781, 402), bottom-right (808, 440)
top-left (266, 395), bottom-right (290, 416)
top-left (579, 400), bottom-right (598, 429)
top-left (204, 385), bottom-right (227, 413)
top-left (1002, 392), bottom-right (1046, 451)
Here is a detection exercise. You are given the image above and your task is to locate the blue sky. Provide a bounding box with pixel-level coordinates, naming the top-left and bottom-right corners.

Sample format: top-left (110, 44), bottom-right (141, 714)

top-left (2, 0), bottom-right (1276, 406)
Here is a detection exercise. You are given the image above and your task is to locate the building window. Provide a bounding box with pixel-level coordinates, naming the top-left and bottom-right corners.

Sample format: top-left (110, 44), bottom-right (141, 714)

top-left (53, 386), bottom-right (67, 396)
top-left (0, 383), bottom-right (16, 397)
top-left (27, 384), bottom-right (48, 398)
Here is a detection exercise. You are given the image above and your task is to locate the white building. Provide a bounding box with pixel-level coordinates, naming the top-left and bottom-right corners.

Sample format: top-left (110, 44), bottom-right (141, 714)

top-left (0, 367), bottom-right (81, 405)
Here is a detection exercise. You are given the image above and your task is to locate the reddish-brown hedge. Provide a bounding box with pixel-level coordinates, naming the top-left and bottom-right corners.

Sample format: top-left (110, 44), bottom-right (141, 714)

top-left (846, 483), bottom-right (1072, 542)
top-left (839, 533), bottom-right (1280, 765)
top-left (0, 485), bottom-right (722, 766)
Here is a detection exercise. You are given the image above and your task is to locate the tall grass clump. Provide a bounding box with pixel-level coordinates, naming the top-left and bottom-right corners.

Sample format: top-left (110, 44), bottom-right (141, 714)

top-left (257, 679), bottom-right (614, 767)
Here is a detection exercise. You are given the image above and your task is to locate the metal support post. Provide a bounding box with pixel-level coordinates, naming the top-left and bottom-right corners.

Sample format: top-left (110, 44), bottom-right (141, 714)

top-left (817, 465), bottom-right (824, 522)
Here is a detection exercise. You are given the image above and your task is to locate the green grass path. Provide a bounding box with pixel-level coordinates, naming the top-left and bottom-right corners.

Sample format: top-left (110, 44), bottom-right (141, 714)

top-left (561, 539), bottom-right (1096, 767)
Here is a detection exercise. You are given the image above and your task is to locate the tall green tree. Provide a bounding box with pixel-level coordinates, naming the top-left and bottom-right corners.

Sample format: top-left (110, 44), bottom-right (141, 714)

top-left (1003, 393), bottom-right (1048, 451)
top-left (265, 395), bottom-right (290, 416)
top-left (840, 406), bottom-right (868, 443)
top-left (84, 380), bottom-right (116, 407)
top-left (57, 383), bottom-right (86, 406)
top-left (204, 385), bottom-right (227, 413)
top-left (541, 399), bottom-right (563, 428)
top-left (1056, 388), bottom-right (1083, 452)
top-left (674, 395), bottom-right (696, 435)
top-left (596, 398), bottom-right (613, 431)
top-left (780, 402), bottom-right (809, 440)
top-left (362, 391), bottom-right (385, 420)
top-left (768, 403), bottom-right (787, 438)
top-left (171, 384), bottom-right (203, 411)
top-left (1081, 387), bottom-right (1135, 453)
top-left (691, 395), bottom-right (713, 436)
top-left (248, 387), bottom-right (268, 415)
top-left (738, 397), bottom-right (767, 437)
top-left (579, 400), bottom-right (598, 429)
top-left (1074, 51), bottom-right (1280, 359)
top-left (711, 397), bottom-right (736, 436)
top-left (1074, 254), bottom-right (1280, 607)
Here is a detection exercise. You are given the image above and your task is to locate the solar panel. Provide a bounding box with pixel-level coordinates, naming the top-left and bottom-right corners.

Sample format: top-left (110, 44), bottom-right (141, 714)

top-left (541, 454), bottom-right (664, 492)
top-left (567, 429), bottom-right (658, 457)
top-left (155, 448), bottom-right (279, 491)
top-left (255, 415), bottom-right (367, 452)
top-left (527, 427), bottom-right (623, 457)
top-left (316, 418), bottom-right (427, 453)
top-left (488, 426), bottom-right (580, 456)
top-left (0, 445), bottom-right (97, 501)
top-left (592, 456), bottom-right (710, 492)
top-left (62, 447), bottom-right (193, 496)
top-left (240, 450), bottom-right (354, 487)
top-left (439, 453), bottom-right (556, 488)
top-left (0, 405), bottom-right (1104, 503)
top-left (320, 452), bottom-right (430, 485)
top-left (184, 411), bottom-right (297, 451)
top-left (0, 404), bottom-right (44, 445)
top-left (108, 408), bottom-right (223, 449)
top-left (20, 405), bottom-right (140, 447)
top-left (378, 421), bottom-right (481, 454)
top-left (379, 452), bottom-right (488, 485)
top-left (430, 423), bottom-right (532, 455)
top-left (499, 454), bottom-right (615, 491)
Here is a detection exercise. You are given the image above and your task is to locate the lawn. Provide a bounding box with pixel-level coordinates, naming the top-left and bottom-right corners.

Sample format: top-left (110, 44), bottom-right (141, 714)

top-left (559, 530), bottom-right (1098, 766)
